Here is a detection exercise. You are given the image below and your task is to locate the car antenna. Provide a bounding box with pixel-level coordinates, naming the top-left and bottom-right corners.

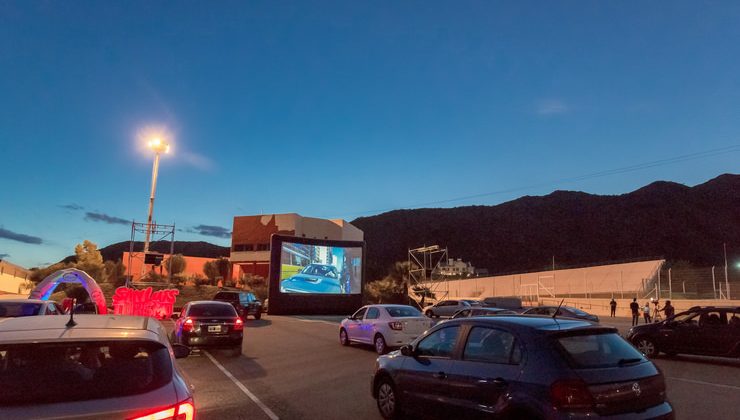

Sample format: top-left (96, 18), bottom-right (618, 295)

top-left (66, 298), bottom-right (77, 328)
top-left (553, 299), bottom-right (565, 320)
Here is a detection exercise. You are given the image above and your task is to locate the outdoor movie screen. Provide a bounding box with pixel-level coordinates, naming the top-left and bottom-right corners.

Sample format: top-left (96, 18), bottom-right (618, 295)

top-left (279, 241), bottom-right (363, 294)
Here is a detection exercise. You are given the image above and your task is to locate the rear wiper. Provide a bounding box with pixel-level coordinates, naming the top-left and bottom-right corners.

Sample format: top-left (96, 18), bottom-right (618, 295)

top-left (617, 358), bottom-right (643, 366)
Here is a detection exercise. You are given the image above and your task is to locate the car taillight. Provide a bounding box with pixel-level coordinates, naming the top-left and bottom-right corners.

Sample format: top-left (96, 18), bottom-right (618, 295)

top-left (388, 321), bottom-right (403, 331)
top-left (131, 398), bottom-right (195, 420)
top-left (182, 318), bottom-right (194, 332)
top-left (233, 318), bottom-right (244, 331)
top-left (550, 379), bottom-right (594, 411)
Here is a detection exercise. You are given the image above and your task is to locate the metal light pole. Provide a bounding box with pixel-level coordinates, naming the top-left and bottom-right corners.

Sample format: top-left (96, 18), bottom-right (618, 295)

top-left (143, 138), bottom-right (170, 256)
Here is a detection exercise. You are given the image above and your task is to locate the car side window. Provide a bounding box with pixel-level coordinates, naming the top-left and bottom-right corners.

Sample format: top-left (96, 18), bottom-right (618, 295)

top-left (463, 327), bottom-right (519, 364)
top-left (460, 309), bottom-right (471, 317)
top-left (45, 304), bottom-right (55, 315)
top-left (352, 307), bottom-right (367, 319)
top-left (366, 307), bottom-right (380, 320)
top-left (416, 326), bottom-right (460, 358)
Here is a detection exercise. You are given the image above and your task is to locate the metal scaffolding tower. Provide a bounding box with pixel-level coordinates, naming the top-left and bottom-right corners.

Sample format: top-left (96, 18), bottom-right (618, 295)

top-left (407, 245), bottom-right (449, 305)
top-left (127, 221), bottom-right (175, 286)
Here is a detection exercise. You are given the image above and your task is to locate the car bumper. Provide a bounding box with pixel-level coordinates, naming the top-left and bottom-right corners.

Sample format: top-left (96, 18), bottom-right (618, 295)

top-left (384, 330), bottom-right (421, 347)
top-left (186, 333), bottom-right (243, 348)
top-left (545, 401), bottom-right (674, 420)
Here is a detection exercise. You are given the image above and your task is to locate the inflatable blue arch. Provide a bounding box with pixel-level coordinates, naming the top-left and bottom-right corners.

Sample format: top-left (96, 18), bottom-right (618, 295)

top-left (29, 268), bottom-right (108, 314)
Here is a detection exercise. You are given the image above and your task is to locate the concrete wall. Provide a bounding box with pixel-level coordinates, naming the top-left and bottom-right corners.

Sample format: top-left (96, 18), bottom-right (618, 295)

top-left (0, 260), bottom-right (32, 294)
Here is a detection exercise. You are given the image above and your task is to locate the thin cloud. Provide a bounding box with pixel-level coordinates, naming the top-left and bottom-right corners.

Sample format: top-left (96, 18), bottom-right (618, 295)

top-left (181, 151), bottom-right (214, 171)
top-left (536, 99), bottom-right (569, 115)
top-left (84, 212), bottom-right (130, 225)
top-left (59, 203), bottom-right (84, 211)
top-left (0, 227), bottom-right (43, 244)
top-left (188, 225), bottom-right (231, 238)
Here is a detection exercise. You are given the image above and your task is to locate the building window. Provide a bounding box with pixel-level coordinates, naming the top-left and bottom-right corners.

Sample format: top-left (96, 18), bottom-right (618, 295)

top-left (233, 244), bottom-right (255, 252)
top-left (257, 243), bottom-right (270, 251)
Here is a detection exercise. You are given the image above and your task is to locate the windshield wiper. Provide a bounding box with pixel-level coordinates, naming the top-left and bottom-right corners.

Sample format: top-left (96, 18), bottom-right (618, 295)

top-left (617, 358), bottom-right (643, 366)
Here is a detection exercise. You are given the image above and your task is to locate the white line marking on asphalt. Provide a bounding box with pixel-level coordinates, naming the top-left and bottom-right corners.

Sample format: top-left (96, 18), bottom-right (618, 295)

top-left (289, 318), bottom-right (338, 326)
top-left (204, 351), bottom-right (280, 420)
top-left (667, 377), bottom-right (740, 390)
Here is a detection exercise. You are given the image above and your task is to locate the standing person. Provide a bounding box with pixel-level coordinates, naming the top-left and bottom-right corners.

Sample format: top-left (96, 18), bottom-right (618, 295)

top-left (630, 298), bottom-right (640, 326)
top-left (643, 302), bottom-right (652, 324)
top-left (609, 298), bottom-right (617, 317)
top-left (661, 300), bottom-right (675, 319)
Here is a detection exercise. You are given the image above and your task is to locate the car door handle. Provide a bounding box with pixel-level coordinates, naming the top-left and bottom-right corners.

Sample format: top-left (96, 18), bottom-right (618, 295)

top-left (478, 377), bottom-right (507, 387)
top-left (433, 372), bottom-right (447, 380)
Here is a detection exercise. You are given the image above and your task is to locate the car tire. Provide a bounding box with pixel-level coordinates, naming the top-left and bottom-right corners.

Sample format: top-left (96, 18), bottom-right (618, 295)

top-left (375, 334), bottom-right (388, 355)
top-left (376, 376), bottom-right (400, 419)
top-left (425, 309), bottom-right (434, 318)
top-left (231, 345), bottom-right (242, 357)
top-left (254, 311), bottom-right (261, 320)
top-left (635, 337), bottom-right (658, 358)
top-left (340, 328), bottom-right (350, 346)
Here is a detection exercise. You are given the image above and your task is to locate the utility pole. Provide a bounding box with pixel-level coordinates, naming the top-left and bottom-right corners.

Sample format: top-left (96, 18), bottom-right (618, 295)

top-left (724, 243), bottom-right (731, 300)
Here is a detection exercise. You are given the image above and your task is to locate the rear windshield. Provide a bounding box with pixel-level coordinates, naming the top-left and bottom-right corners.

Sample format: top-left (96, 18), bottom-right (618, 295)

top-left (556, 332), bottom-right (646, 369)
top-left (188, 304), bottom-right (237, 317)
top-left (0, 302), bottom-right (43, 317)
top-left (214, 292), bottom-right (238, 302)
top-left (567, 307), bottom-right (588, 316)
top-left (0, 340), bottom-right (172, 405)
top-left (385, 307), bottom-right (421, 317)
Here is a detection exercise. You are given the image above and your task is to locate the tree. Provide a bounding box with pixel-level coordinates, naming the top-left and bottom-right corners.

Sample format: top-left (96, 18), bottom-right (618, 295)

top-left (203, 257), bottom-right (230, 285)
top-left (165, 254), bottom-right (187, 276)
top-left (104, 259), bottom-right (127, 287)
top-left (74, 240), bottom-right (105, 281)
top-left (243, 274), bottom-right (268, 301)
top-left (366, 261), bottom-right (411, 304)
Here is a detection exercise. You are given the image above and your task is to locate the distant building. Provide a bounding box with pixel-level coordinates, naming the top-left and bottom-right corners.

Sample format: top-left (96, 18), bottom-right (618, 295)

top-left (436, 258), bottom-right (476, 277)
top-left (0, 259), bottom-right (31, 294)
top-left (230, 213), bottom-right (363, 279)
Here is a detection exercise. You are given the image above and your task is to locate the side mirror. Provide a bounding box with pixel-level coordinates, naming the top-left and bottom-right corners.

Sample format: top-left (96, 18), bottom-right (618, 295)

top-left (172, 344), bottom-right (191, 359)
top-left (400, 344), bottom-right (414, 357)
top-left (171, 313), bottom-right (179, 320)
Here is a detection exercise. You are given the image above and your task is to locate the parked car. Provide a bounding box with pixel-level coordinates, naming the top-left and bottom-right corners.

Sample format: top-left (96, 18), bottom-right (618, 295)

top-left (628, 305), bottom-right (740, 358)
top-left (0, 299), bottom-right (64, 318)
top-left (0, 314), bottom-right (194, 419)
top-left (340, 305), bottom-right (434, 354)
top-left (280, 263), bottom-right (342, 294)
top-left (171, 300), bottom-right (244, 356)
top-left (214, 290), bottom-right (263, 320)
top-left (480, 296), bottom-right (523, 311)
top-left (372, 316), bottom-right (673, 419)
top-left (460, 299), bottom-right (482, 307)
top-left (423, 300), bottom-right (471, 318)
top-left (523, 305), bottom-right (600, 323)
top-left (451, 307), bottom-right (518, 319)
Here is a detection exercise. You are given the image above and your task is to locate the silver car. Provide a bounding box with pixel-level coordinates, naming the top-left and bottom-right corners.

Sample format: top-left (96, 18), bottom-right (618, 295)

top-left (423, 299), bottom-right (471, 318)
top-left (0, 298), bottom-right (64, 318)
top-left (0, 314), bottom-right (194, 419)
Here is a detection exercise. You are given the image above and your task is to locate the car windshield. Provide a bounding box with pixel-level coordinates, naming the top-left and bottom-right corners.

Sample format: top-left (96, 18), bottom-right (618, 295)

top-left (567, 307), bottom-right (588, 316)
top-left (0, 340), bottom-right (172, 406)
top-left (672, 312), bottom-right (697, 323)
top-left (302, 264), bottom-right (338, 278)
top-left (556, 332), bottom-right (646, 369)
top-left (0, 302), bottom-right (43, 317)
top-left (386, 307), bottom-right (421, 317)
top-left (188, 304), bottom-right (237, 317)
top-left (215, 293), bottom-right (238, 302)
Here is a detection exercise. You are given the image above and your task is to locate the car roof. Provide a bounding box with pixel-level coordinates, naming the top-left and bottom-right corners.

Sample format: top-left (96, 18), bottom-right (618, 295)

top-left (444, 315), bottom-right (599, 332)
top-left (367, 304), bottom-right (417, 309)
top-left (188, 300), bottom-right (235, 306)
top-left (0, 315), bottom-right (167, 345)
top-left (0, 298), bottom-right (48, 304)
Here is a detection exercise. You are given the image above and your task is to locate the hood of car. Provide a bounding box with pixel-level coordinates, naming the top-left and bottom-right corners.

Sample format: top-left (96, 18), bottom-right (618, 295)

top-left (286, 274), bottom-right (340, 285)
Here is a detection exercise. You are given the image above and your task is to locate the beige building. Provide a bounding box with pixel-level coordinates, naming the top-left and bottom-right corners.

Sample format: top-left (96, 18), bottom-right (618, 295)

top-left (230, 213), bottom-right (363, 279)
top-left (0, 259), bottom-right (32, 295)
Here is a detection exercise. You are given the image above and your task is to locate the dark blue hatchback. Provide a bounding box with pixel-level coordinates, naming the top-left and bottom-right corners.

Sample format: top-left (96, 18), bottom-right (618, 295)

top-left (372, 316), bottom-right (673, 419)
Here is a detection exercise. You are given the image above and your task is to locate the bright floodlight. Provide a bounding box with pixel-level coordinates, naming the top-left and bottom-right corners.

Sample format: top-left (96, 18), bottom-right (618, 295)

top-left (147, 137), bottom-right (170, 154)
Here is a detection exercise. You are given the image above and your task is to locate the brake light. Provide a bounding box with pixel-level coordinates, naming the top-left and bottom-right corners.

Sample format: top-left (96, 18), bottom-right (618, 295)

top-left (388, 321), bottom-right (403, 331)
top-left (233, 318), bottom-right (244, 331)
top-left (131, 398), bottom-right (195, 420)
top-left (550, 379), bottom-right (594, 411)
top-left (182, 318), bottom-right (194, 332)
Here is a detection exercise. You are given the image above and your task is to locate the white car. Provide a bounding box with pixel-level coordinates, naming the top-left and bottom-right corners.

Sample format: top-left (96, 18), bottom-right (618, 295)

top-left (339, 304), bottom-right (434, 354)
top-left (0, 314), bottom-right (194, 419)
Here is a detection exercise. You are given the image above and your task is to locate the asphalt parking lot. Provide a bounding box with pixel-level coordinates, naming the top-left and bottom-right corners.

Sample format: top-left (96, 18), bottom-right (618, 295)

top-left (173, 315), bottom-right (740, 420)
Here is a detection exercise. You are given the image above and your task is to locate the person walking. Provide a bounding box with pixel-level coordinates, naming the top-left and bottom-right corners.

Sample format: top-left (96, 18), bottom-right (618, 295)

top-left (643, 302), bottom-right (652, 324)
top-left (609, 298), bottom-right (617, 317)
top-left (630, 298), bottom-right (640, 326)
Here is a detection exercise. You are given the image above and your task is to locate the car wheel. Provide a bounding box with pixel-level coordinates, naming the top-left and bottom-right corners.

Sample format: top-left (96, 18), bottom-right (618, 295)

top-left (254, 311), bottom-right (261, 320)
top-left (340, 328), bottom-right (350, 346)
top-left (375, 334), bottom-right (388, 355)
top-left (376, 377), bottom-right (400, 419)
top-left (231, 345), bottom-right (242, 357)
top-left (425, 309), bottom-right (433, 318)
top-left (635, 337), bottom-right (658, 357)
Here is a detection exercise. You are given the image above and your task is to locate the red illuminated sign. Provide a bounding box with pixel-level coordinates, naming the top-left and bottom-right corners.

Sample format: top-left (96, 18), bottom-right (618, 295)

top-left (112, 287), bottom-right (179, 319)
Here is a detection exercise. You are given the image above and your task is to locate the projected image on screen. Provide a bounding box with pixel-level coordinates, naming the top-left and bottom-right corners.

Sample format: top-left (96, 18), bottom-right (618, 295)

top-left (279, 242), bottom-right (362, 294)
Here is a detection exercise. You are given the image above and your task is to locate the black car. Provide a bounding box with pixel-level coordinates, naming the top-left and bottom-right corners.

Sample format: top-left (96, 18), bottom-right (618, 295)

top-left (451, 307), bottom-right (518, 319)
top-left (372, 316), bottom-right (673, 419)
top-left (523, 305), bottom-right (600, 323)
top-left (628, 305), bottom-right (740, 358)
top-left (213, 290), bottom-right (262, 320)
top-left (171, 301), bottom-right (243, 356)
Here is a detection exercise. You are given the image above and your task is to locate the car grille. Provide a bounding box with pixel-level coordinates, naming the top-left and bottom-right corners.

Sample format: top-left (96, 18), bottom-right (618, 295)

top-left (589, 375), bottom-right (666, 416)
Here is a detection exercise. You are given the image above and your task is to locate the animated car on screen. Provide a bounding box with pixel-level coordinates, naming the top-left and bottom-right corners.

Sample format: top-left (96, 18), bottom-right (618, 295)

top-left (280, 263), bottom-right (342, 294)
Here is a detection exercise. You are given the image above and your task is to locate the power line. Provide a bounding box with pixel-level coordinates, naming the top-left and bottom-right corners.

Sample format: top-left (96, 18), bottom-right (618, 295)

top-left (342, 144), bottom-right (740, 218)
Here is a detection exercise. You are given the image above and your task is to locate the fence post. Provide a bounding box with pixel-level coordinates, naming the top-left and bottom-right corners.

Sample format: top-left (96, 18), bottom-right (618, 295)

top-left (712, 266), bottom-right (717, 299)
top-left (668, 268), bottom-right (672, 300)
top-left (657, 269), bottom-right (661, 300)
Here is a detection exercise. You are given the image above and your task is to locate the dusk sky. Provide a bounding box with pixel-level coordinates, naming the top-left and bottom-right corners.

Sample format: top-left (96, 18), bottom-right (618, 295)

top-left (1, 1), bottom-right (739, 268)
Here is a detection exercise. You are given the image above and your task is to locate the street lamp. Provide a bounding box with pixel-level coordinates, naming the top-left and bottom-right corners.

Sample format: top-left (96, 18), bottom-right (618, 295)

top-left (143, 137), bottom-right (170, 256)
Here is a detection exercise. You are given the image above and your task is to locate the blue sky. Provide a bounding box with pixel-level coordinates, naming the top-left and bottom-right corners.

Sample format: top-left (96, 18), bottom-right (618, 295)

top-left (1, 1), bottom-right (739, 268)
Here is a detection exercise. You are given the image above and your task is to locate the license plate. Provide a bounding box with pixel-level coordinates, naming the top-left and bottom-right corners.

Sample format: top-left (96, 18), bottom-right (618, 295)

top-left (208, 325), bottom-right (222, 333)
